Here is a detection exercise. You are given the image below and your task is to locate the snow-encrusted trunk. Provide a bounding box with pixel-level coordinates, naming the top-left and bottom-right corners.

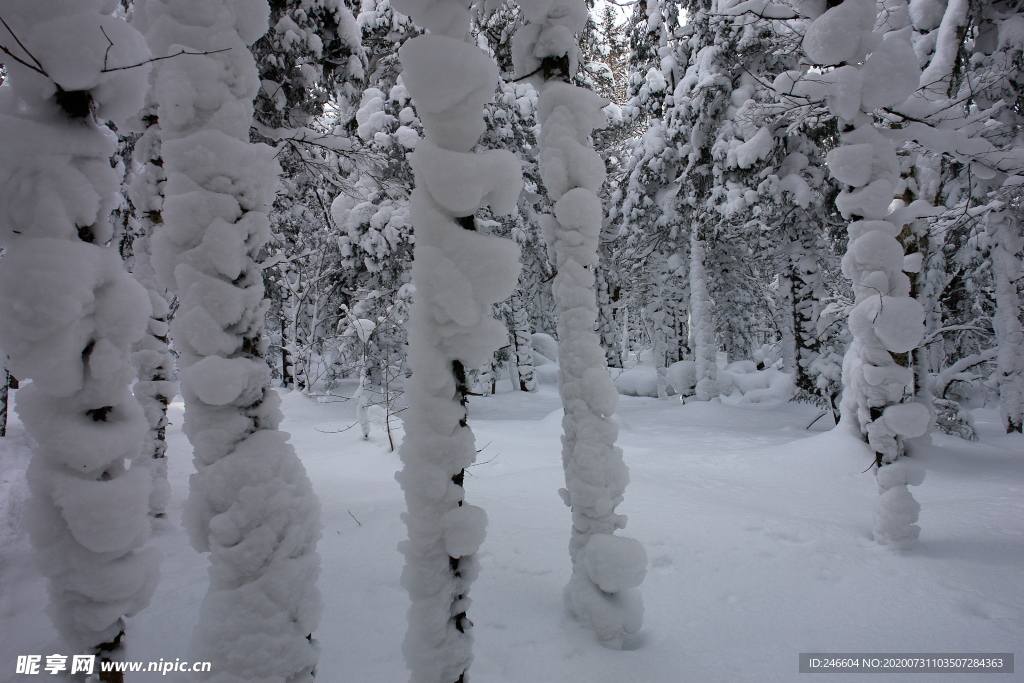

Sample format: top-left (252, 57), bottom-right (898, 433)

top-left (510, 289), bottom-right (537, 391)
top-left (126, 102), bottom-right (176, 519)
top-left (597, 269), bottom-right (623, 369)
top-left (0, 0), bottom-right (160, 664)
top-left (649, 304), bottom-right (669, 399)
top-left (803, 0), bottom-right (930, 548)
top-left (778, 262), bottom-right (797, 376)
top-left (388, 0), bottom-right (524, 677)
top-left (138, 0), bottom-right (323, 678)
top-left (790, 235), bottom-right (828, 403)
top-left (0, 354), bottom-right (7, 437)
top-left (130, 234), bottom-right (176, 518)
top-left (515, 0), bottom-right (647, 649)
top-left (690, 227), bottom-right (718, 401)
top-left (281, 311), bottom-right (297, 389)
top-left (989, 210), bottom-right (1024, 433)
top-left (903, 219), bottom-right (936, 418)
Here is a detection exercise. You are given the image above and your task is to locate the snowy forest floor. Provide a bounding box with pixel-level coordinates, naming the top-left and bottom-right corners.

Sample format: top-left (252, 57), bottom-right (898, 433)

top-left (2, 382), bottom-right (1022, 682)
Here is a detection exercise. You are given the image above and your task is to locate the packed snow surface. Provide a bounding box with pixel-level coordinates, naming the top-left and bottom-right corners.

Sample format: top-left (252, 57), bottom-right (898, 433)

top-left (2, 384), bottom-right (1022, 680)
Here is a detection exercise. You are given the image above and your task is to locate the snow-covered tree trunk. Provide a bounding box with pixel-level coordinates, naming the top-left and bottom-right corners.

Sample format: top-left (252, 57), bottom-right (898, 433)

top-left (803, 0), bottom-right (930, 548)
top-left (515, 0), bottom-right (647, 650)
top-left (509, 289), bottom-right (537, 391)
top-left (138, 0), bottom-right (323, 678)
top-left (790, 231), bottom-right (831, 404)
top-left (690, 227), bottom-right (718, 401)
top-left (0, 353), bottom-right (7, 438)
top-left (125, 98), bottom-right (176, 519)
top-left (129, 233), bottom-right (176, 518)
top-left (0, 0), bottom-right (159, 664)
top-left (389, 0), bottom-right (524, 678)
top-left (778, 261), bottom-right (797, 376)
top-left (597, 269), bottom-right (623, 369)
top-left (649, 304), bottom-right (669, 399)
top-left (988, 210), bottom-right (1024, 433)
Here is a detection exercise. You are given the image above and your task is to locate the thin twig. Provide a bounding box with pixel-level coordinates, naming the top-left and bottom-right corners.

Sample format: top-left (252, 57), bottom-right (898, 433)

top-left (805, 411), bottom-right (829, 430)
top-left (0, 14), bottom-right (46, 75)
top-left (101, 25), bottom-right (114, 72)
top-left (314, 422), bottom-right (357, 434)
top-left (100, 47), bottom-right (232, 73)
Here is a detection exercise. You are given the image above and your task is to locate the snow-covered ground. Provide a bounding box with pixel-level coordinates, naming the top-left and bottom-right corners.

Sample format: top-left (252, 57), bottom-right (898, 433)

top-left (2, 382), bottom-right (1022, 681)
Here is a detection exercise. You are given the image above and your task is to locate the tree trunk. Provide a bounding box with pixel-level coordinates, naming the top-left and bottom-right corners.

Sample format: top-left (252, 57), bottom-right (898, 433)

top-left (390, 23), bottom-right (523, 681)
top-left (990, 210), bottom-right (1024, 433)
top-left (0, 356), bottom-right (8, 438)
top-left (509, 290), bottom-right (537, 391)
top-left (525, 20), bottom-right (647, 643)
top-left (144, 0), bottom-right (322, 677)
top-left (0, 3), bottom-right (158, 660)
top-left (690, 226), bottom-right (718, 401)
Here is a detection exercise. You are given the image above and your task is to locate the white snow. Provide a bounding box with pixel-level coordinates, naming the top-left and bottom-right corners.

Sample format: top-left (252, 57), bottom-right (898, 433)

top-left (825, 143), bottom-right (874, 188)
top-left (801, 0), bottom-right (876, 66)
top-left (398, 35), bottom-right (501, 152)
top-left (442, 504), bottom-right (488, 559)
top-left (3, 387), bottom-right (1022, 679)
top-left (579, 533), bottom-right (648, 593)
top-left (732, 126), bottom-right (774, 170)
top-left (858, 33), bottom-right (921, 111)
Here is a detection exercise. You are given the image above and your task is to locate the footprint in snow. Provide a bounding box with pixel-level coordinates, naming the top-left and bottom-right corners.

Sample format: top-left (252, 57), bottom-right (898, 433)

top-left (651, 554), bottom-right (674, 575)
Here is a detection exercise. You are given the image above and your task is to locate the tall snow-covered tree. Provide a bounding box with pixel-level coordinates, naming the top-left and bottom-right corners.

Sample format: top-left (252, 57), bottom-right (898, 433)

top-left (138, 0), bottom-right (323, 677)
top-left (121, 19), bottom-right (177, 517)
top-left (0, 352), bottom-right (8, 437)
top-left (799, 0), bottom-right (933, 547)
top-left (988, 206), bottom-right (1024, 433)
top-left (389, 0), bottom-right (524, 679)
top-left (965, 0), bottom-right (1024, 433)
top-left (514, 0), bottom-right (647, 650)
top-left (477, 74), bottom-right (547, 391)
top-left (612, 0), bottom-right (686, 385)
top-left (659, 0), bottom-right (740, 400)
top-left (0, 0), bottom-right (159, 667)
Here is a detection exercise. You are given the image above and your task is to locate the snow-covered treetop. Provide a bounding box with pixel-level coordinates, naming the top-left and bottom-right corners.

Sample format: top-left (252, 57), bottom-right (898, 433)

top-left (512, 0), bottom-right (590, 84)
top-left (0, 0), bottom-right (151, 126)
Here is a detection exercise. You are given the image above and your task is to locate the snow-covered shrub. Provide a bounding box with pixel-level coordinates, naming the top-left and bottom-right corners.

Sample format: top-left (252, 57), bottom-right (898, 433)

top-left (718, 361), bottom-right (794, 407)
top-left (532, 332), bottom-right (560, 363)
top-left (613, 366), bottom-right (658, 397)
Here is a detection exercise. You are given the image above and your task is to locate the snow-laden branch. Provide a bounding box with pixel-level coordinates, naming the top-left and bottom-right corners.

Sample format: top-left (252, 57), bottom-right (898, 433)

top-left (932, 348), bottom-right (998, 399)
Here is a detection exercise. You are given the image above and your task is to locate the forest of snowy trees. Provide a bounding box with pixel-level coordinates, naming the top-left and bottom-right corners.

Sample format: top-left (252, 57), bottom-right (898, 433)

top-left (0, 0), bottom-right (1021, 680)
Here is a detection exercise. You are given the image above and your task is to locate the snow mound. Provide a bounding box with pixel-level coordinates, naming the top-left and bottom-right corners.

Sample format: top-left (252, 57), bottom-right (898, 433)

top-left (613, 361), bottom-right (696, 398)
top-left (718, 361), bottom-right (794, 407)
top-left (531, 333), bottom-right (559, 363)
